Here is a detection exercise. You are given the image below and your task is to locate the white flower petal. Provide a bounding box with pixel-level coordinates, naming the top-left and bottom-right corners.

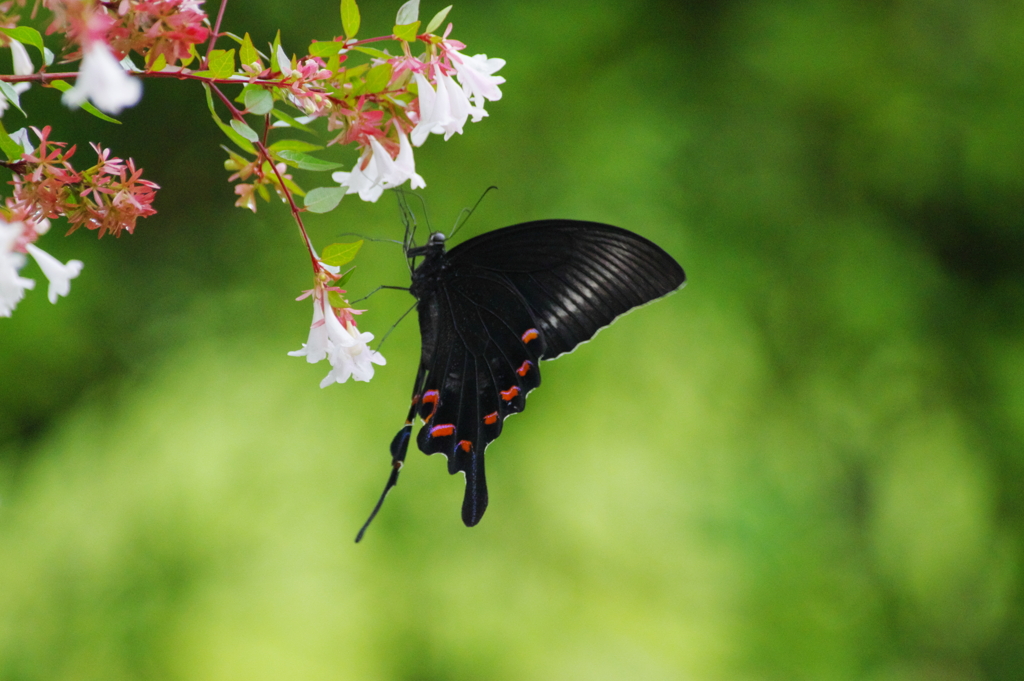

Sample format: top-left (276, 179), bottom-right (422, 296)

top-left (24, 243), bottom-right (82, 304)
top-left (452, 52), bottom-right (505, 104)
top-left (10, 39), bottom-right (33, 76)
top-left (395, 130), bottom-right (425, 190)
top-left (0, 222), bottom-right (33, 317)
top-left (62, 43), bottom-right (142, 115)
top-left (439, 74), bottom-right (469, 139)
top-left (411, 72), bottom-right (440, 147)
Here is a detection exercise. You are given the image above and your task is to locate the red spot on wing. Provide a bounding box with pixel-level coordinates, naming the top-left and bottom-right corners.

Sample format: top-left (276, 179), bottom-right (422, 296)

top-left (430, 423), bottom-right (455, 437)
top-left (516, 360), bottom-right (533, 377)
top-left (521, 328), bottom-right (539, 344)
top-left (421, 389), bottom-right (439, 423)
top-left (483, 411), bottom-right (498, 425)
top-left (500, 385), bottom-right (521, 401)
top-left (458, 440), bottom-right (472, 453)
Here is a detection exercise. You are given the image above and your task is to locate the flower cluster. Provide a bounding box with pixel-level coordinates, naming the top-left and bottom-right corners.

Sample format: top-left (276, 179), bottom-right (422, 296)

top-left (0, 0), bottom-right (508, 391)
top-left (289, 261), bottom-right (386, 386)
top-left (327, 30), bottom-right (505, 203)
top-left (45, 0), bottom-right (209, 65)
top-left (46, 0), bottom-right (209, 114)
top-left (11, 126), bottom-right (158, 238)
top-left (220, 2), bottom-right (505, 211)
top-left (0, 125), bottom-right (158, 314)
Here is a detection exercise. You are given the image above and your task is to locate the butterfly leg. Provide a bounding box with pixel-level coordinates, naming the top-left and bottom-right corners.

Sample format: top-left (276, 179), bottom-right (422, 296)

top-left (355, 364), bottom-right (427, 543)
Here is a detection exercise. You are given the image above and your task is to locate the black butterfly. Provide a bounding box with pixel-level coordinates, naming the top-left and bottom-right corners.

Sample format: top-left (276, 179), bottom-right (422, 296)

top-left (355, 219), bottom-right (686, 541)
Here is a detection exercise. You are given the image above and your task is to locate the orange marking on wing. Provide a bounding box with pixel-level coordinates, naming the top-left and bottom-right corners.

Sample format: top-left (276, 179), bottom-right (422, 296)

top-left (458, 440), bottom-right (472, 453)
top-left (483, 411), bottom-right (498, 425)
top-left (421, 389), bottom-right (439, 423)
top-left (517, 360), bottom-right (533, 377)
top-left (500, 385), bottom-right (521, 401)
top-left (430, 423), bottom-right (455, 437)
top-left (521, 328), bottom-right (539, 344)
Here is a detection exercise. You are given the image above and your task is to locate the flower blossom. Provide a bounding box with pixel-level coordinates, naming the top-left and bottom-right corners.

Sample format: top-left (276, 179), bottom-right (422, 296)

top-left (0, 220), bottom-right (34, 317)
top-left (0, 40), bottom-right (34, 118)
top-left (410, 69), bottom-right (475, 146)
top-left (62, 42), bottom-right (143, 115)
top-left (450, 51), bottom-right (506, 113)
top-left (25, 240), bottom-right (84, 303)
top-left (332, 129), bottom-right (425, 202)
top-left (289, 270), bottom-right (386, 385)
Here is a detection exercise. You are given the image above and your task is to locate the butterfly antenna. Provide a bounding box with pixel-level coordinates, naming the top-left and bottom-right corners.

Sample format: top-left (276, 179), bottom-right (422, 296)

top-left (333, 233), bottom-right (405, 247)
top-left (449, 185), bottom-right (498, 239)
top-left (373, 301), bottom-right (417, 353)
top-left (394, 188), bottom-right (423, 255)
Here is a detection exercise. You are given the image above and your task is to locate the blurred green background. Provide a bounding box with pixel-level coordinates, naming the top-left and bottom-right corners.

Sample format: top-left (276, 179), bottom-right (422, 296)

top-left (2, 0), bottom-right (1023, 678)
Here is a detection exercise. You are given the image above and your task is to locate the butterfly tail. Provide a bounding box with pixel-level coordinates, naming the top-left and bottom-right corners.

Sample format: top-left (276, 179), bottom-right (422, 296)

top-left (461, 451), bottom-right (488, 527)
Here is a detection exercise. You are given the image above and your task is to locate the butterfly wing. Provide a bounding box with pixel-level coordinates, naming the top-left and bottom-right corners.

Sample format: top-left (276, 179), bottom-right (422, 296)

top-left (446, 220), bottom-right (686, 358)
top-left (412, 265), bottom-right (543, 526)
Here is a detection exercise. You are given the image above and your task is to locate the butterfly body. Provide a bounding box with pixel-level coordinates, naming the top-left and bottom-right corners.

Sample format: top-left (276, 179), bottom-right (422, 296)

top-left (355, 220), bottom-right (685, 541)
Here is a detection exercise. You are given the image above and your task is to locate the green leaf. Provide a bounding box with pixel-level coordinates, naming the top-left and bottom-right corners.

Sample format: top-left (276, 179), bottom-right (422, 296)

top-left (240, 33), bottom-right (260, 67)
top-left (47, 80), bottom-right (121, 124)
top-left (0, 81), bottom-right (25, 117)
top-left (269, 108), bottom-right (315, 134)
top-left (321, 240), bottom-right (363, 267)
top-left (269, 139), bottom-right (323, 153)
top-left (327, 289), bottom-right (348, 308)
top-left (0, 120), bottom-right (25, 161)
top-left (393, 20), bottom-right (421, 42)
top-left (148, 52), bottom-right (168, 72)
top-left (277, 150), bottom-right (345, 171)
top-left (395, 0), bottom-right (419, 25)
top-left (270, 30), bottom-right (282, 71)
top-left (304, 186), bottom-right (345, 213)
top-left (365, 62), bottom-right (393, 94)
top-left (0, 27), bottom-right (44, 62)
top-left (336, 268), bottom-right (355, 289)
top-left (349, 45), bottom-right (391, 60)
top-left (203, 84), bottom-right (256, 153)
top-left (341, 0), bottom-right (361, 40)
top-left (308, 41), bottom-right (347, 58)
top-left (208, 48), bottom-right (236, 79)
top-left (230, 119), bottom-right (259, 142)
top-left (243, 86), bottom-right (273, 115)
top-left (424, 5), bottom-right (452, 34)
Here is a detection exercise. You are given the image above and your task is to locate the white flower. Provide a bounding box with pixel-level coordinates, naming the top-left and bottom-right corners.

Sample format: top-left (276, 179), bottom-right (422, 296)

top-left (0, 220), bottom-right (34, 317)
top-left (394, 129), bottom-right (426, 190)
top-left (411, 68), bottom-right (474, 145)
top-left (9, 128), bottom-right (33, 154)
top-left (451, 51), bottom-right (505, 115)
top-left (411, 72), bottom-right (442, 146)
top-left (331, 130), bottom-right (425, 202)
top-left (62, 42), bottom-right (142, 115)
top-left (0, 40), bottom-right (34, 118)
top-left (25, 243), bottom-right (83, 304)
top-left (289, 291), bottom-right (334, 363)
top-left (331, 149), bottom-right (385, 202)
top-left (289, 287), bottom-right (385, 385)
top-left (320, 321), bottom-right (386, 386)
top-left (436, 73), bottom-right (470, 140)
